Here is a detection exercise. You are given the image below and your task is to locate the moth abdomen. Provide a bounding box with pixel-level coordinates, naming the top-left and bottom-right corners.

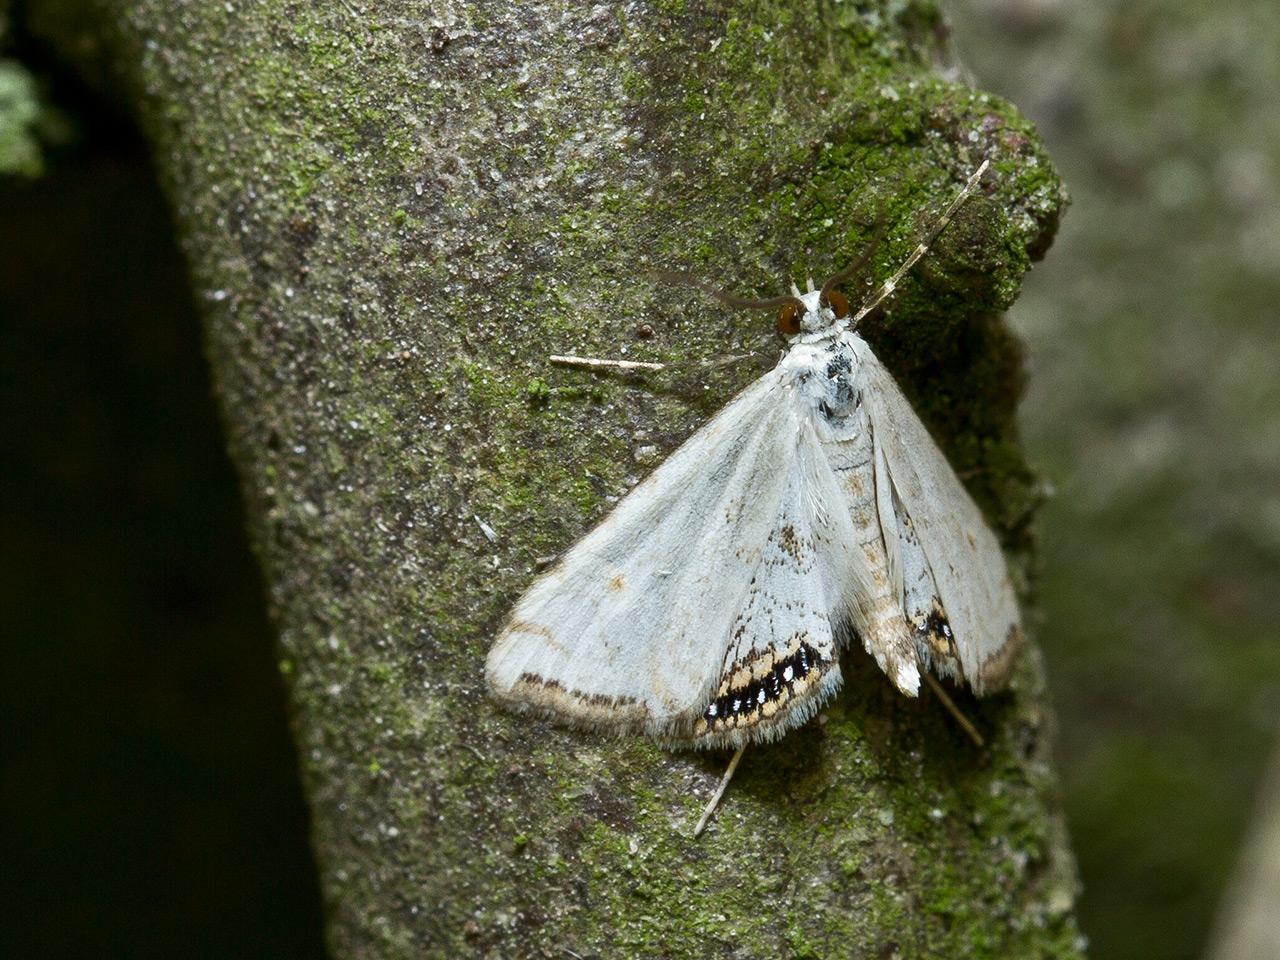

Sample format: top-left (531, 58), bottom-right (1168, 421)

top-left (912, 606), bottom-right (962, 681)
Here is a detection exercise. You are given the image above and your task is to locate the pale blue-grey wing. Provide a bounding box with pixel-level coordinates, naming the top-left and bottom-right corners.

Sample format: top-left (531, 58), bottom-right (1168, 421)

top-left (688, 415), bottom-right (866, 749)
top-left (486, 366), bottom-right (800, 742)
top-left (854, 336), bottom-right (1023, 694)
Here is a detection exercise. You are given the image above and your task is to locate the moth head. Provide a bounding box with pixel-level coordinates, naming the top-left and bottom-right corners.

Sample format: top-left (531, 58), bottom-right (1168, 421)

top-left (650, 269), bottom-right (851, 341)
top-left (779, 284), bottom-right (850, 337)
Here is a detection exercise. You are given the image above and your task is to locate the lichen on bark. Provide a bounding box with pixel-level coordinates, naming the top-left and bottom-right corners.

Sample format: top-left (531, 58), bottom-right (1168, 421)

top-left (44, 0), bottom-right (1078, 955)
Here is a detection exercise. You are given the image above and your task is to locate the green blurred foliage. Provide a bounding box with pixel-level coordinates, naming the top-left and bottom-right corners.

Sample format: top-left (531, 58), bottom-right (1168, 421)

top-left (0, 58), bottom-right (44, 175)
top-left (0, 3), bottom-right (76, 177)
top-left (952, 2), bottom-right (1280, 959)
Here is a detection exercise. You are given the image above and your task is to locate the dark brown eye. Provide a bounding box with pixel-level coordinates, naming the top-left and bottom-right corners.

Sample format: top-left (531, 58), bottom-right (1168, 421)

top-left (777, 302), bottom-right (802, 336)
top-left (824, 289), bottom-right (849, 318)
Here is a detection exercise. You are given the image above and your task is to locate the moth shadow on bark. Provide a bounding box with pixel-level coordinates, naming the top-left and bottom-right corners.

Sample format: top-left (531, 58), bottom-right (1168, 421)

top-left (693, 643), bottom-right (1021, 829)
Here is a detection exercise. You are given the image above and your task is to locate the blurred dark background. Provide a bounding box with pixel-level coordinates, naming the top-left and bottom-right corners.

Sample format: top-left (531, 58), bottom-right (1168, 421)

top-left (3, 2), bottom-right (1278, 959)
top-left (952, 2), bottom-right (1280, 959)
top-left (0, 18), bottom-right (326, 958)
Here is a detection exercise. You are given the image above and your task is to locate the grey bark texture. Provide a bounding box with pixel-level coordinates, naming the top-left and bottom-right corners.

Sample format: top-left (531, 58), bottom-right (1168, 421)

top-left (35, 0), bottom-right (1080, 956)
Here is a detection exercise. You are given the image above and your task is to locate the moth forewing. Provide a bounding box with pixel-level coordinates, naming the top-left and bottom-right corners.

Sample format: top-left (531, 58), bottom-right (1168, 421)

top-left (852, 336), bottom-right (1023, 694)
top-left (690, 409), bottom-right (860, 750)
top-left (485, 366), bottom-right (804, 741)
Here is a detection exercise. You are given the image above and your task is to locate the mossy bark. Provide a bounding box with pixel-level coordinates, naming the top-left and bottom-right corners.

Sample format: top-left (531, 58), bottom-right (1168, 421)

top-left (37, 0), bottom-right (1079, 956)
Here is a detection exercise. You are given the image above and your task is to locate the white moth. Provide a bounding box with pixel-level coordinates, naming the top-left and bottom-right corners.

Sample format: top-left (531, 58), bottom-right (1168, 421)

top-left (486, 161), bottom-right (1023, 831)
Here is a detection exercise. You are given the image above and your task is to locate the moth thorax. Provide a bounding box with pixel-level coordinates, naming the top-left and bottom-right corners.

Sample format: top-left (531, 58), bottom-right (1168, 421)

top-left (816, 348), bottom-right (860, 420)
top-left (818, 382), bottom-right (858, 421)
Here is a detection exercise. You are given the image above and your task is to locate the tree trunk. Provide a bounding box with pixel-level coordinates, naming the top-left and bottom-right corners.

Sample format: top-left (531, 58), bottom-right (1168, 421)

top-left (35, 1), bottom-right (1080, 955)
top-left (1206, 738), bottom-right (1280, 960)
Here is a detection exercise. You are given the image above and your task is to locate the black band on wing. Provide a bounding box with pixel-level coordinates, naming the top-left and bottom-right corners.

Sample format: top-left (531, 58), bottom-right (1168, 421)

top-left (693, 634), bottom-right (830, 738)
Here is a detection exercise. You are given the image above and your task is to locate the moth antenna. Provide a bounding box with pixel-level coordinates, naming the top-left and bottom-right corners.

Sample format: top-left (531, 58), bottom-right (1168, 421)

top-left (789, 280), bottom-right (802, 298)
top-left (819, 215), bottom-right (888, 301)
top-left (805, 273), bottom-right (815, 293)
top-left (694, 744), bottom-right (746, 836)
top-left (922, 673), bottom-right (985, 747)
top-left (849, 158), bottom-right (990, 330)
top-left (651, 270), bottom-right (802, 311)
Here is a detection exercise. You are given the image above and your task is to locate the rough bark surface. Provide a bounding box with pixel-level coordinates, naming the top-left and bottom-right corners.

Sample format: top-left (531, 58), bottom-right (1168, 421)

top-left (37, 1), bottom-right (1079, 956)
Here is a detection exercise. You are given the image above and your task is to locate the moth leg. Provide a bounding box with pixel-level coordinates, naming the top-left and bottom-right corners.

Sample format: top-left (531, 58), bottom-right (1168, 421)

top-left (693, 745), bottom-right (746, 837)
top-left (549, 353), bottom-right (759, 374)
top-left (922, 673), bottom-right (985, 747)
top-left (549, 354), bottom-right (666, 372)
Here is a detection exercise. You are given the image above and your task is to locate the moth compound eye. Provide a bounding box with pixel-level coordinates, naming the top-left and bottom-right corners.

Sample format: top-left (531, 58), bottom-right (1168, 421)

top-left (824, 289), bottom-right (849, 319)
top-left (777, 302), bottom-right (802, 336)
